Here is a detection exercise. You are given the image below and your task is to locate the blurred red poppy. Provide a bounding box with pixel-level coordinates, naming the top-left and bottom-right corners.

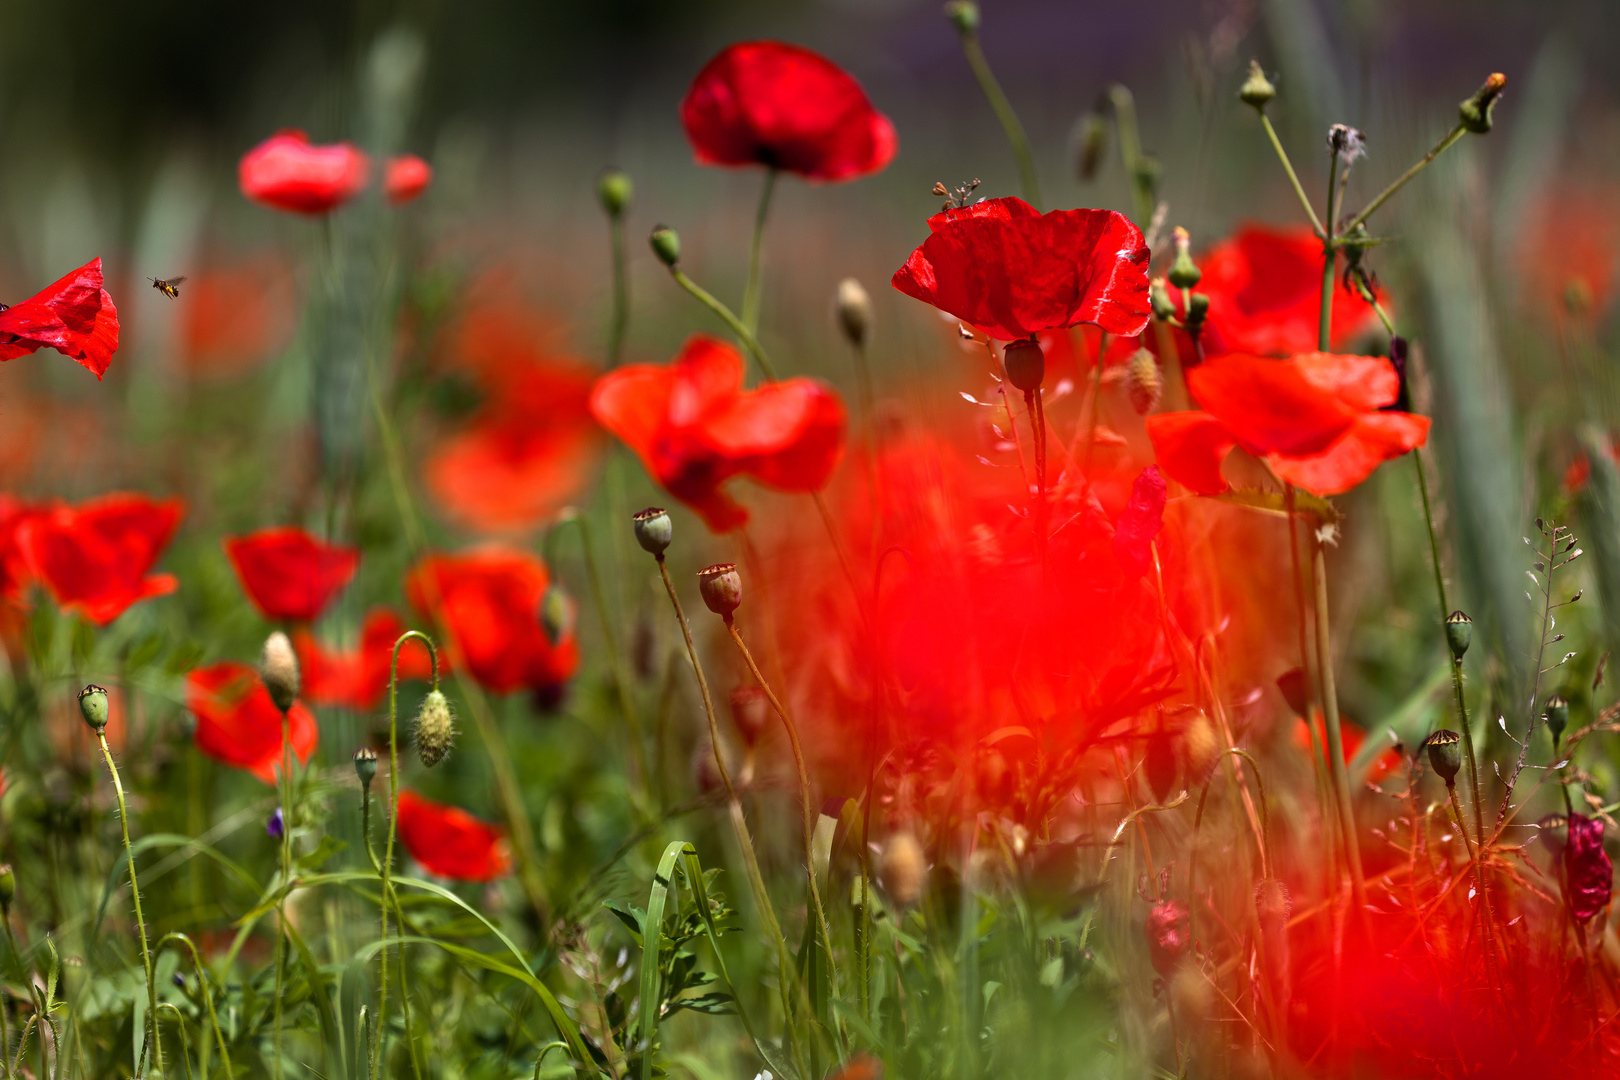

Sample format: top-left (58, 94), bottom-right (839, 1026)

top-left (1145, 352), bottom-right (1429, 496)
top-left (395, 790), bottom-right (512, 881)
top-left (590, 334), bottom-right (846, 532)
top-left (239, 131), bottom-right (370, 215)
top-left (680, 41), bottom-right (896, 181)
top-left (294, 608), bottom-right (441, 711)
top-left (0, 258), bottom-right (120, 378)
top-left (1196, 225), bottom-right (1381, 356)
top-left (384, 154), bottom-right (432, 205)
top-left (892, 197), bottom-right (1151, 342)
top-left (405, 547), bottom-right (578, 695)
top-left (223, 527), bottom-right (359, 623)
top-left (15, 493), bottom-right (183, 625)
top-left (1519, 182), bottom-right (1620, 320)
top-left (179, 257), bottom-right (296, 378)
top-left (186, 661), bottom-right (319, 785)
top-left (1292, 713), bottom-right (1403, 782)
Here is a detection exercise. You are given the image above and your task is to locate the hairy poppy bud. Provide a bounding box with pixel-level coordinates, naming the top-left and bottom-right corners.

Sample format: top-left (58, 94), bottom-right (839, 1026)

top-left (944, 1), bottom-right (979, 35)
top-left (1002, 338), bottom-right (1045, 393)
top-left (1254, 878), bottom-right (1291, 1011)
top-left (261, 632), bottom-right (300, 713)
top-left (1425, 729), bottom-right (1463, 786)
top-left (1150, 277), bottom-right (1176, 321)
top-left (649, 225), bottom-right (680, 267)
top-left (1446, 610), bottom-right (1472, 660)
top-left (880, 832), bottom-right (927, 907)
top-left (836, 277), bottom-right (872, 348)
top-left (698, 563), bottom-right (742, 617)
top-left (1184, 712), bottom-right (1219, 784)
top-left (1458, 72), bottom-right (1507, 135)
top-left (414, 689), bottom-right (455, 768)
top-left (728, 687), bottom-right (770, 748)
top-left (1145, 900), bottom-right (1190, 977)
top-left (633, 507), bottom-right (672, 557)
top-left (1145, 728), bottom-right (1178, 802)
top-left (1239, 60), bottom-right (1276, 110)
top-left (1125, 349), bottom-right (1161, 415)
top-left (354, 746), bottom-right (378, 790)
top-left (1167, 226), bottom-right (1201, 289)
top-left (1073, 110), bottom-right (1108, 181)
top-left (1545, 693), bottom-right (1569, 748)
top-left (1276, 668), bottom-right (1310, 717)
top-left (78, 684), bottom-right (110, 731)
top-left (539, 583), bottom-right (573, 649)
top-left (0, 864), bottom-right (13, 913)
top-left (596, 169), bottom-right (632, 218)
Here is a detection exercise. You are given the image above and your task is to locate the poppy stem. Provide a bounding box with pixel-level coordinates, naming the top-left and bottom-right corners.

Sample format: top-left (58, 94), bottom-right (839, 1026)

top-left (741, 168), bottom-right (777, 335)
top-left (1311, 541), bottom-right (1368, 915)
top-left (955, 26), bottom-right (1042, 209)
top-left (607, 214), bottom-right (631, 369)
top-left (1105, 84), bottom-right (1155, 227)
top-left (1319, 147), bottom-right (1342, 350)
top-left (666, 267), bottom-right (781, 382)
top-left (96, 731), bottom-right (161, 1079)
top-left (1340, 123), bottom-right (1467, 237)
top-left (1256, 113), bottom-right (1326, 238)
top-left (1283, 485), bottom-right (1337, 876)
top-left (274, 705), bottom-right (292, 1080)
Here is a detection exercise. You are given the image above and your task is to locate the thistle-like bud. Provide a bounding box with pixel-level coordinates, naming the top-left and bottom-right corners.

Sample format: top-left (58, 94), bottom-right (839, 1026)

top-left (728, 686), bottom-right (770, 748)
top-left (944, 0), bottom-right (979, 36)
top-left (880, 832), bottom-right (927, 907)
top-left (1425, 729), bottom-right (1463, 786)
top-left (596, 169), bottom-right (632, 218)
top-left (649, 225), bottom-right (680, 267)
top-left (1239, 60), bottom-right (1276, 111)
top-left (697, 563), bottom-right (743, 617)
top-left (414, 689), bottom-right (455, 768)
top-left (539, 583), bottom-right (574, 649)
top-left (1150, 277), bottom-right (1176, 321)
top-left (354, 746), bottom-right (378, 790)
top-left (1073, 110), bottom-right (1108, 181)
top-left (633, 507), bottom-right (672, 557)
top-left (1445, 610), bottom-right (1472, 660)
top-left (1167, 226), bottom-right (1201, 289)
top-left (1545, 693), bottom-right (1569, 748)
top-left (260, 632), bottom-right (300, 713)
top-left (0, 864), bottom-right (14, 913)
top-left (1124, 349), bottom-right (1161, 415)
top-left (78, 684), bottom-right (110, 731)
top-left (1002, 338), bottom-right (1045, 393)
top-left (1458, 72), bottom-right (1507, 135)
top-left (836, 278), bottom-right (872, 348)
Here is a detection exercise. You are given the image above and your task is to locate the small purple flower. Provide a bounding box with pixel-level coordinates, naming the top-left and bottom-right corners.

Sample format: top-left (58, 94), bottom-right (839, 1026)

top-left (1565, 812), bottom-right (1613, 924)
top-left (267, 806), bottom-right (285, 841)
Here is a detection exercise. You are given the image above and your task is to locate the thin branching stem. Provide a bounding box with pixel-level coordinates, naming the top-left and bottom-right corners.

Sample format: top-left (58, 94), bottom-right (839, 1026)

top-left (667, 268), bottom-right (780, 382)
top-left (1341, 123), bottom-right (1467, 235)
top-left (1257, 113), bottom-right (1325, 237)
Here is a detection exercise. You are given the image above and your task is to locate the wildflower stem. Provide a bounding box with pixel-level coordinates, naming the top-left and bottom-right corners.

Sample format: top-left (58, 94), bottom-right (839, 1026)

top-left (741, 168), bottom-right (777, 335)
top-left (1319, 147), bottom-right (1342, 350)
top-left (1258, 113), bottom-right (1326, 238)
top-left (1283, 485), bottom-right (1336, 868)
top-left (667, 267), bottom-right (780, 382)
top-left (1311, 543), bottom-right (1367, 911)
top-left (1340, 123), bottom-right (1466, 236)
top-left (957, 28), bottom-right (1042, 208)
top-left (607, 212), bottom-right (630, 367)
top-left (1105, 84), bottom-right (1153, 226)
top-left (160, 934), bottom-right (232, 1080)
top-left (96, 731), bottom-right (161, 1079)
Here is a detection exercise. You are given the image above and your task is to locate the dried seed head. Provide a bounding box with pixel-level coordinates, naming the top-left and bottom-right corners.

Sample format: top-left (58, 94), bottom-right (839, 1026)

top-left (1446, 610), bottom-right (1472, 660)
top-left (1326, 124), bottom-right (1367, 163)
top-left (880, 832), bottom-right (927, 908)
top-left (1002, 338), bottom-right (1045, 393)
top-left (539, 583), bottom-right (574, 649)
top-left (633, 507), bottom-right (672, 557)
top-left (414, 689), bottom-right (456, 768)
top-left (0, 864), bottom-right (13, 912)
top-left (353, 746), bottom-right (378, 790)
top-left (1545, 693), bottom-right (1569, 748)
top-left (1167, 226), bottom-right (1201, 289)
top-left (78, 684), bottom-right (110, 731)
top-left (649, 224), bottom-right (681, 267)
top-left (596, 169), bottom-right (632, 218)
top-left (1239, 60), bottom-right (1276, 110)
top-left (728, 686), bottom-right (770, 747)
top-left (697, 563), bottom-right (743, 617)
top-left (1459, 72), bottom-right (1507, 135)
top-left (836, 277), bottom-right (872, 348)
top-left (1425, 729), bottom-right (1463, 786)
top-left (260, 632), bottom-right (300, 713)
top-left (1125, 348), bottom-right (1162, 415)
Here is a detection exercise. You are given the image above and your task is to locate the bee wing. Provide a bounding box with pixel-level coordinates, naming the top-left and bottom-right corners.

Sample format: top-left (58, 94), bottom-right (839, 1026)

top-left (168, 276), bottom-right (187, 285)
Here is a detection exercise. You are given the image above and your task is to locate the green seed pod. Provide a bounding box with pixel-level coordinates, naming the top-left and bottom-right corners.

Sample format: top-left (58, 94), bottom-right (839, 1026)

top-left (1239, 60), bottom-right (1276, 110)
top-left (353, 746), bottom-right (378, 790)
top-left (1445, 610), bottom-right (1472, 661)
top-left (260, 631), bottom-right (300, 714)
top-left (697, 563), bottom-right (743, 618)
top-left (633, 507), bottom-right (673, 557)
top-left (1150, 277), bottom-right (1176, 321)
top-left (78, 684), bottom-right (110, 731)
top-left (1002, 338), bottom-right (1045, 393)
top-left (0, 864), bottom-right (14, 913)
top-left (836, 277), bottom-right (872, 348)
top-left (944, 0), bottom-right (979, 35)
top-left (1545, 693), bottom-right (1569, 748)
top-left (539, 583), bottom-right (574, 649)
top-left (1167, 227), bottom-right (1201, 289)
top-left (1425, 729), bottom-right (1463, 786)
top-left (596, 169), bottom-right (632, 218)
top-left (1125, 348), bottom-right (1162, 415)
top-left (649, 225), bottom-right (681, 267)
top-left (1458, 72), bottom-right (1507, 135)
top-left (413, 689), bottom-right (456, 769)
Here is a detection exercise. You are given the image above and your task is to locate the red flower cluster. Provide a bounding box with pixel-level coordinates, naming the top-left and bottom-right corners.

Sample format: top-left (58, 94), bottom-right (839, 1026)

top-left (224, 527), bottom-right (360, 623)
top-left (186, 662), bottom-right (319, 784)
top-left (681, 41), bottom-right (896, 182)
top-left (396, 790), bottom-right (511, 881)
top-left (13, 493), bottom-right (183, 625)
top-left (239, 131), bottom-right (370, 214)
top-left (590, 335), bottom-right (846, 532)
top-left (295, 608), bottom-right (440, 711)
top-left (0, 258), bottom-right (120, 378)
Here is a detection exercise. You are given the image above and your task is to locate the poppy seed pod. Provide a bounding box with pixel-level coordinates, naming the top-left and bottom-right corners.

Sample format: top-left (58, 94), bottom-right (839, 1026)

top-left (698, 563), bottom-right (743, 617)
top-left (596, 169), bottom-right (632, 218)
top-left (354, 746), bottom-right (378, 790)
top-left (1125, 349), bottom-right (1162, 415)
top-left (260, 631), bottom-right (300, 713)
top-left (1459, 72), bottom-right (1507, 135)
top-left (1446, 610), bottom-right (1472, 660)
top-left (1239, 60), bottom-right (1276, 110)
top-left (728, 686), bottom-right (770, 747)
top-left (1002, 338), bottom-right (1045, 393)
top-left (836, 277), bottom-right (872, 348)
top-left (1425, 729), bottom-right (1463, 786)
top-left (1545, 694), bottom-right (1569, 747)
top-left (78, 684), bottom-right (110, 731)
top-left (0, 864), bottom-right (13, 912)
top-left (633, 507), bottom-right (673, 557)
top-left (414, 689), bottom-right (456, 768)
top-left (649, 225), bottom-right (680, 267)
top-left (944, 0), bottom-right (979, 35)
top-left (1168, 227), bottom-right (1201, 289)
top-left (880, 832), bottom-right (927, 907)
top-left (539, 583), bottom-right (574, 649)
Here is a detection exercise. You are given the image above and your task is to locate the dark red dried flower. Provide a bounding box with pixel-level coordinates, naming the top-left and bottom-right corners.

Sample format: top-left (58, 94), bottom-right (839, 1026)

top-left (1145, 900), bottom-right (1190, 977)
top-left (224, 527), bottom-right (360, 623)
top-left (0, 258), bottom-right (120, 378)
top-left (1112, 466), bottom-right (1166, 578)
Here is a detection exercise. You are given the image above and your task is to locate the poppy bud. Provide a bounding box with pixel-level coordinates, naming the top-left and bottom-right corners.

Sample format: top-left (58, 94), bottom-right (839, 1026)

top-left (649, 225), bottom-right (680, 267)
top-left (1145, 900), bottom-right (1190, 977)
top-left (1545, 693), bottom-right (1569, 748)
top-left (836, 277), bottom-right (873, 348)
top-left (260, 632), bottom-right (300, 714)
top-left (1458, 72), bottom-right (1507, 135)
top-left (1125, 349), bottom-right (1162, 415)
top-left (78, 684), bottom-right (110, 731)
top-left (413, 689), bottom-right (456, 768)
top-left (0, 864), bottom-right (13, 913)
top-left (697, 563), bottom-right (743, 617)
top-left (1073, 110), bottom-right (1108, 181)
top-left (1002, 338), bottom-right (1045, 393)
top-left (354, 746), bottom-right (378, 790)
top-left (1537, 812), bottom-right (1569, 856)
top-left (267, 806), bottom-right (285, 840)
top-left (1425, 729), bottom-right (1463, 786)
top-left (1132, 154), bottom-right (1162, 202)
top-left (596, 169), bottom-right (632, 218)
top-left (944, 1), bottom-right (979, 36)
top-left (1167, 227), bottom-right (1201, 289)
top-left (1255, 877), bottom-right (1291, 928)
top-left (1183, 293), bottom-right (1210, 333)
top-left (1144, 729), bottom-right (1178, 802)
top-left (633, 507), bottom-right (673, 557)
top-left (1183, 712), bottom-right (1219, 784)
top-left (1276, 667), bottom-right (1310, 717)
top-left (1239, 60), bottom-right (1276, 110)
top-left (539, 583), bottom-right (574, 649)
top-left (728, 686), bottom-right (770, 748)
top-left (880, 832), bottom-right (927, 907)
top-left (1150, 277), bottom-right (1176, 321)
top-left (1445, 610), bottom-right (1472, 660)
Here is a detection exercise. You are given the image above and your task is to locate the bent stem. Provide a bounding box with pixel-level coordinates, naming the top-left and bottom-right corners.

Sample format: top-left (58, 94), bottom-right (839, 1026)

top-left (1257, 113), bottom-right (1326, 237)
top-left (667, 267), bottom-right (780, 382)
top-left (1341, 123), bottom-right (1467, 236)
top-left (160, 934), bottom-right (232, 1080)
top-left (741, 168), bottom-right (777, 335)
top-left (957, 27), bottom-right (1041, 208)
top-left (97, 731), bottom-right (161, 1078)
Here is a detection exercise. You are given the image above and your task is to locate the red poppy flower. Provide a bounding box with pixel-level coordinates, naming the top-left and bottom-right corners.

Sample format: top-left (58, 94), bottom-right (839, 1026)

top-left (223, 527), bottom-right (360, 623)
top-left (589, 334), bottom-right (846, 532)
top-left (239, 131), bottom-right (370, 215)
top-left (395, 790), bottom-right (512, 881)
top-left (1196, 225), bottom-right (1381, 356)
top-left (186, 661), bottom-right (319, 785)
top-left (1565, 813), bottom-right (1613, 924)
top-left (405, 547), bottom-right (578, 695)
top-left (1144, 352), bottom-right (1429, 496)
top-left (15, 493), bottom-right (184, 625)
top-left (0, 258), bottom-right (120, 378)
top-left (891, 197), bottom-right (1152, 342)
top-left (680, 41), bottom-right (896, 182)
top-left (294, 608), bottom-right (441, 711)
top-left (1292, 713), bottom-right (1403, 782)
top-left (384, 155), bottom-right (432, 205)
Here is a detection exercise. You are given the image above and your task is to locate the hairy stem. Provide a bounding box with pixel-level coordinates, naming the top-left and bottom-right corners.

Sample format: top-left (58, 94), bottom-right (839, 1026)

top-left (274, 704), bottom-right (292, 1080)
top-left (1341, 124), bottom-right (1466, 235)
top-left (1313, 543), bottom-right (1367, 911)
top-left (98, 732), bottom-right (161, 1078)
top-left (1258, 113), bottom-right (1326, 237)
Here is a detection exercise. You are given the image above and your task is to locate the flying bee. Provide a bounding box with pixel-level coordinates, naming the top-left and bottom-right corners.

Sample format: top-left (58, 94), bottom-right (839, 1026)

top-left (148, 276), bottom-right (186, 299)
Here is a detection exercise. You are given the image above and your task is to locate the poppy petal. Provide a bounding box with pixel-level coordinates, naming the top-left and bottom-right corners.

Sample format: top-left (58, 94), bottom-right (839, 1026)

top-left (1186, 352), bottom-right (1356, 456)
top-left (1292, 352), bottom-right (1400, 411)
top-left (396, 790), bottom-right (512, 881)
top-left (187, 661), bottom-right (319, 784)
top-left (0, 258), bottom-right (121, 378)
top-left (1266, 411), bottom-right (1430, 495)
top-left (15, 493), bottom-right (184, 625)
top-left (1144, 412), bottom-right (1237, 495)
top-left (224, 527), bottom-right (360, 623)
top-left (239, 131), bottom-right (370, 215)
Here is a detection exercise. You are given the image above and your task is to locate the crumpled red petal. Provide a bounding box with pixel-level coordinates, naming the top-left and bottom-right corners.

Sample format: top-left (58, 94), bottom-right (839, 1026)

top-left (396, 790), bottom-right (512, 881)
top-left (1266, 411), bottom-right (1430, 495)
top-left (0, 258), bottom-right (121, 378)
top-left (1186, 352), bottom-right (1359, 456)
top-left (1113, 466), bottom-right (1167, 577)
top-left (1565, 813), bottom-right (1612, 924)
top-left (1144, 412), bottom-right (1237, 495)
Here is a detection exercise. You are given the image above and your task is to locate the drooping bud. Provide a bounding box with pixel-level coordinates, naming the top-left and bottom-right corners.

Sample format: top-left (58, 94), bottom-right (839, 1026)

top-left (1002, 337), bottom-right (1045, 393)
top-left (1458, 72), bottom-right (1507, 135)
top-left (649, 225), bottom-right (680, 267)
top-left (1545, 693), bottom-right (1569, 748)
top-left (944, 0), bottom-right (979, 35)
top-left (260, 631), bottom-right (300, 713)
top-left (1125, 349), bottom-right (1162, 415)
top-left (633, 507), bottom-right (672, 557)
top-left (1167, 227), bottom-right (1201, 289)
top-left (1425, 729), bottom-right (1463, 786)
top-left (1073, 110), bottom-right (1108, 181)
top-left (596, 169), bottom-right (632, 218)
top-left (539, 583), bottom-right (574, 649)
top-left (1239, 60), bottom-right (1276, 111)
top-left (1445, 610), bottom-right (1472, 660)
top-left (0, 864), bottom-right (14, 913)
top-left (1276, 668), bottom-right (1310, 717)
top-left (697, 563), bottom-right (743, 617)
top-left (880, 832), bottom-right (927, 907)
top-left (1144, 729), bottom-right (1178, 802)
top-left (728, 687), bottom-right (770, 748)
top-left (836, 278), bottom-right (872, 348)
top-left (1150, 277), bottom-right (1176, 321)
top-left (78, 684), bottom-right (110, 731)
top-left (1145, 900), bottom-right (1190, 977)
top-left (354, 746), bottom-right (378, 790)
top-left (413, 689), bottom-right (456, 768)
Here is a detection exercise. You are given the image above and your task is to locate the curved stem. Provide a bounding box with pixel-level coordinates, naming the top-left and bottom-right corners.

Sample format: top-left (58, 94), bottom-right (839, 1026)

top-left (959, 31), bottom-right (1041, 208)
top-left (159, 933), bottom-right (232, 1080)
top-left (1341, 124), bottom-right (1466, 236)
top-left (156, 1004), bottom-right (193, 1080)
top-left (667, 268), bottom-right (779, 382)
top-left (740, 168), bottom-right (777, 335)
top-left (97, 732), bottom-right (161, 1078)
top-left (1258, 114), bottom-right (1326, 237)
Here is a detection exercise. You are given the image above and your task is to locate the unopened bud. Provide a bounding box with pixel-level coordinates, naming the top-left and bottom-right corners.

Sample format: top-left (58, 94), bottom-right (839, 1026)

top-left (1002, 338), bottom-right (1045, 393)
top-left (944, 1), bottom-right (979, 36)
top-left (697, 563), bottom-right (742, 617)
top-left (539, 583), bottom-right (574, 649)
top-left (1167, 227), bottom-right (1201, 289)
top-left (354, 746), bottom-right (378, 789)
top-left (633, 507), bottom-right (672, 557)
top-left (0, 864), bottom-right (13, 912)
top-left (266, 807), bottom-right (285, 840)
top-left (836, 278), bottom-right (872, 347)
top-left (1239, 60), bottom-right (1276, 110)
top-left (1425, 729), bottom-right (1463, 786)
top-left (1073, 110), bottom-right (1108, 181)
top-left (1459, 72), bottom-right (1507, 135)
top-left (1445, 610), bottom-right (1472, 660)
top-left (260, 632), bottom-right (300, 713)
top-left (1545, 693), bottom-right (1569, 748)
top-left (78, 684), bottom-right (110, 731)
top-left (413, 689), bottom-right (455, 768)
top-left (1150, 277), bottom-right (1176, 321)
top-left (649, 225), bottom-right (680, 267)
top-left (880, 832), bottom-right (927, 907)
top-left (1125, 349), bottom-right (1161, 415)
top-left (1183, 712), bottom-right (1219, 784)
top-left (728, 687), bottom-right (770, 747)
top-left (1184, 293), bottom-right (1210, 332)
top-left (596, 169), bottom-right (632, 218)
